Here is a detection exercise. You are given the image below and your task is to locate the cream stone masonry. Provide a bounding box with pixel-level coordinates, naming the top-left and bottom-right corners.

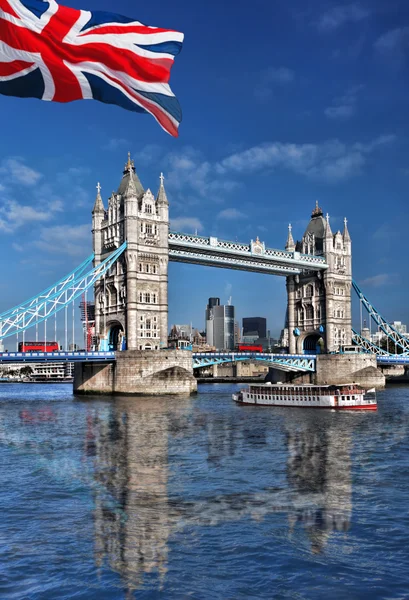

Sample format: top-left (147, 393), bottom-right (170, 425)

top-left (92, 154), bottom-right (169, 351)
top-left (285, 203), bottom-right (352, 354)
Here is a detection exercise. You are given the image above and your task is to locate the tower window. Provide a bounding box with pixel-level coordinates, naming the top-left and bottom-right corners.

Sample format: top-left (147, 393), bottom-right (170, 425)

top-left (146, 224), bottom-right (153, 235)
top-left (145, 264), bottom-right (149, 273)
top-left (305, 284), bottom-right (314, 298)
top-left (145, 204), bottom-right (152, 214)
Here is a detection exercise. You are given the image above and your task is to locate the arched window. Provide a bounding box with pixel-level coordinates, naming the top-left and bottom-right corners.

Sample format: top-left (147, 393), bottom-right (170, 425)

top-left (139, 292), bottom-right (143, 302)
top-left (145, 264), bottom-right (149, 273)
top-left (139, 263), bottom-right (142, 272)
top-left (298, 307), bottom-right (304, 323)
top-left (145, 203), bottom-right (152, 214)
top-left (305, 305), bottom-right (314, 320)
top-left (109, 285), bottom-right (118, 307)
top-left (144, 292), bottom-right (150, 303)
top-left (152, 293), bottom-right (157, 304)
top-left (305, 284), bottom-right (314, 298)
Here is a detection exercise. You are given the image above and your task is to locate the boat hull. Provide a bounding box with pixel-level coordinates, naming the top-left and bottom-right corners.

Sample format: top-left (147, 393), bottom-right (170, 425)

top-left (234, 399), bottom-right (377, 411)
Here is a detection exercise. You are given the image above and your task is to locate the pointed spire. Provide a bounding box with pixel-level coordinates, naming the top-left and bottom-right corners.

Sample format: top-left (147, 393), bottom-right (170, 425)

top-left (325, 212), bottom-right (333, 238)
top-left (92, 182), bottom-right (105, 213)
top-left (285, 223), bottom-right (295, 251)
top-left (312, 200), bottom-right (323, 217)
top-left (123, 169), bottom-right (138, 198)
top-left (343, 217), bottom-right (351, 242)
top-left (117, 152), bottom-right (144, 198)
top-left (156, 172), bottom-right (168, 205)
top-left (124, 151), bottom-right (134, 173)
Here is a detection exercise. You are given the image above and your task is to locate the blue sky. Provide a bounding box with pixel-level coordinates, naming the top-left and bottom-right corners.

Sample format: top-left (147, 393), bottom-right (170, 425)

top-left (0, 0), bottom-right (408, 346)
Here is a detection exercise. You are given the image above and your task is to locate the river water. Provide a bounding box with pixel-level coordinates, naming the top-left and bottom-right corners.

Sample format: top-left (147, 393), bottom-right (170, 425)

top-left (1, 383), bottom-right (409, 599)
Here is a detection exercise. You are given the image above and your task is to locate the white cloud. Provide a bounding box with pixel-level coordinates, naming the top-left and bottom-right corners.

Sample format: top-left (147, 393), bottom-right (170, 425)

top-left (165, 148), bottom-right (239, 200)
top-left (133, 144), bottom-right (162, 165)
top-left (374, 26), bottom-right (409, 56)
top-left (0, 158), bottom-right (42, 186)
top-left (34, 224), bottom-right (90, 257)
top-left (0, 198), bottom-right (63, 232)
top-left (317, 4), bottom-right (370, 32)
top-left (170, 217), bottom-right (203, 233)
top-left (255, 67), bottom-right (295, 99)
top-left (216, 134), bottom-right (395, 183)
top-left (12, 242), bottom-right (23, 252)
top-left (103, 138), bottom-right (129, 151)
top-left (325, 85), bottom-right (364, 120)
top-left (360, 273), bottom-right (399, 287)
top-left (325, 105), bottom-right (355, 119)
top-left (217, 208), bottom-right (246, 220)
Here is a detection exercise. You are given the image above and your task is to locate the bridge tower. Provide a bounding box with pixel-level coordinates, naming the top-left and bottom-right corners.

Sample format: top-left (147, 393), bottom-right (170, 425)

top-left (92, 154), bottom-right (169, 351)
top-left (285, 202), bottom-right (352, 354)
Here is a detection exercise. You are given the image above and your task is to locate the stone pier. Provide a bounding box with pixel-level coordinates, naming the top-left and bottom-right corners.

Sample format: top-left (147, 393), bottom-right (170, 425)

top-left (267, 353), bottom-right (386, 388)
top-left (314, 354), bottom-right (385, 388)
top-left (74, 350), bottom-right (197, 396)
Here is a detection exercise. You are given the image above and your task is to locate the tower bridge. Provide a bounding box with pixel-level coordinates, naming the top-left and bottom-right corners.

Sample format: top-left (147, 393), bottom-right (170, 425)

top-left (0, 153), bottom-right (407, 394)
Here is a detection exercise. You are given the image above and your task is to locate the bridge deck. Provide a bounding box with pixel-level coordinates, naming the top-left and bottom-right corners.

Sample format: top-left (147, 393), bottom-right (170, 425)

top-left (0, 351), bottom-right (116, 363)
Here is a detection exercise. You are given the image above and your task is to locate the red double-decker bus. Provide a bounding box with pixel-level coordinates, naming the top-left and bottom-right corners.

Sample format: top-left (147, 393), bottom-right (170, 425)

top-left (237, 344), bottom-right (263, 353)
top-left (18, 341), bottom-right (59, 353)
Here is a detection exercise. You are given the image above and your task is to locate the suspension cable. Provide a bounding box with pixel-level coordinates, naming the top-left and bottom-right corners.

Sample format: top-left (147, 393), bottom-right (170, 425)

top-left (65, 291), bottom-right (68, 351)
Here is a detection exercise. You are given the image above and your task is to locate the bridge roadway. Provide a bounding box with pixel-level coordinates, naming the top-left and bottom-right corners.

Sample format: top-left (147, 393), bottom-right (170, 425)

top-left (0, 351), bottom-right (406, 370)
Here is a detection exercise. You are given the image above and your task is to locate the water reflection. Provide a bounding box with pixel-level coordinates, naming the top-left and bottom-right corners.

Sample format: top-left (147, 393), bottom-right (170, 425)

top-left (91, 399), bottom-right (174, 593)
top-left (286, 417), bottom-right (352, 553)
top-left (89, 399), bottom-right (356, 591)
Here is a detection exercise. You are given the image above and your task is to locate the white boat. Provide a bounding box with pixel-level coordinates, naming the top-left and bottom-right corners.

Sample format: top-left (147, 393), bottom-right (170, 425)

top-left (232, 382), bottom-right (377, 411)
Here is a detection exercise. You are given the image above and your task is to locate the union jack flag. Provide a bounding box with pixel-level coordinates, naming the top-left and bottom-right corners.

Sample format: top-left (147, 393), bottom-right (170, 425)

top-left (0, 0), bottom-right (184, 136)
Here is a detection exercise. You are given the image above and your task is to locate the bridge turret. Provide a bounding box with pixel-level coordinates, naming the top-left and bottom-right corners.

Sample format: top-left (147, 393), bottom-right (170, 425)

top-left (285, 224), bottom-right (295, 252)
top-left (93, 155), bottom-right (169, 352)
top-left (284, 203), bottom-right (352, 354)
top-left (92, 182), bottom-right (105, 266)
top-left (343, 217), bottom-right (351, 250)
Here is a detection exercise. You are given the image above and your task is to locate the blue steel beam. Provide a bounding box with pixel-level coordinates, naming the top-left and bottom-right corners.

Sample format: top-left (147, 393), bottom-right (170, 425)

top-left (377, 355), bottom-right (409, 365)
top-left (0, 253), bottom-right (94, 320)
top-left (168, 232), bottom-right (328, 276)
top-left (351, 329), bottom-right (391, 356)
top-left (192, 352), bottom-right (316, 372)
top-left (0, 243), bottom-right (127, 341)
top-left (352, 280), bottom-right (409, 354)
top-left (0, 351), bottom-right (116, 363)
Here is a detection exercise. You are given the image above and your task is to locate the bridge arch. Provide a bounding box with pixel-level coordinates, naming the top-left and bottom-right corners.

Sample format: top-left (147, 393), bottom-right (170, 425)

top-left (300, 332), bottom-right (324, 355)
top-left (107, 321), bottom-right (125, 351)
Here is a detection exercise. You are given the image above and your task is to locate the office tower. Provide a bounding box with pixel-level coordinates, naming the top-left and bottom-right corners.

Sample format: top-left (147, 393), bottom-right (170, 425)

top-left (205, 298), bottom-right (235, 350)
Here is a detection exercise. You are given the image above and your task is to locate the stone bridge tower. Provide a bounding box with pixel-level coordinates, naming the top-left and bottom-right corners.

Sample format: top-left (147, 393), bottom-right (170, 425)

top-left (284, 202), bottom-right (352, 354)
top-left (92, 154), bottom-right (169, 351)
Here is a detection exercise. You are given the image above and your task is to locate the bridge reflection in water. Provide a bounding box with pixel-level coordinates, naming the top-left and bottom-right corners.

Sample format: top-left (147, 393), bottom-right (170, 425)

top-left (87, 398), bottom-right (353, 593)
